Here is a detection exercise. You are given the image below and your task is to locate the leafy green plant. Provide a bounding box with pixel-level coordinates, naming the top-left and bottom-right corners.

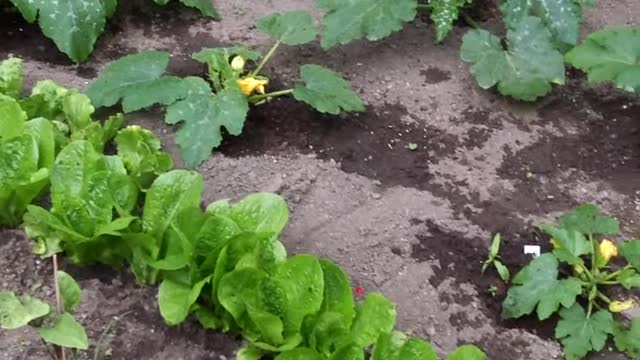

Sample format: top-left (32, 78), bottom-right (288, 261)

top-left (566, 27), bottom-right (640, 93)
top-left (86, 10), bottom-right (365, 168)
top-left (3, 0), bottom-right (217, 63)
top-left (0, 270), bottom-right (89, 358)
top-left (502, 204), bottom-right (640, 360)
top-left (482, 233), bottom-right (510, 282)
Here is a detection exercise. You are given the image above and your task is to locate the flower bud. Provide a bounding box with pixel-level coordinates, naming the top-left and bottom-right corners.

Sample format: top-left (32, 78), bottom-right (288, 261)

top-left (599, 239), bottom-right (618, 266)
top-left (231, 56), bottom-right (245, 71)
top-left (609, 299), bottom-right (635, 313)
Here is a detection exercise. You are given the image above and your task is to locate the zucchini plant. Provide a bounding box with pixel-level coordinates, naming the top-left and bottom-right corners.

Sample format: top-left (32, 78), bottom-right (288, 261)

top-left (2, 0), bottom-right (218, 63)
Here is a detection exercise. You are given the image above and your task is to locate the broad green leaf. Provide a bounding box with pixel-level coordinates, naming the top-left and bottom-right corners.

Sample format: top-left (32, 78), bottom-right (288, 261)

top-left (36, 313), bottom-right (89, 350)
top-left (319, 259), bottom-right (356, 324)
top-left (25, 205), bottom-right (76, 256)
top-left (165, 88), bottom-right (249, 168)
top-left (620, 241), bottom-right (640, 271)
top-left (229, 193), bottom-right (289, 234)
top-left (194, 308), bottom-right (222, 330)
top-left (94, 216), bottom-right (137, 237)
top-left (447, 345), bottom-right (486, 360)
top-left (398, 339), bottom-right (438, 360)
top-left (158, 276), bottom-right (211, 325)
top-left (566, 27), bottom-right (640, 92)
top-left (350, 292), bottom-right (396, 347)
top-left (502, 254), bottom-right (582, 320)
top-left (193, 214), bottom-right (241, 260)
top-left (87, 51), bottom-right (173, 109)
top-left (318, 0), bottom-right (417, 49)
top-left (461, 17), bottom-right (565, 101)
top-left (35, 0), bottom-right (108, 63)
top-left (555, 304), bottom-right (614, 360)
top-left (115, 125), bottom-right (173, 187)
top-left (541, 225), bottom-right (590, 265)
top-left (0, 292), bottom-right (50, 329)
top-left (293, 64), bottom-right (365, 114)
top-left (617, 268), bottom-right (640, 289)
top-left (143, 170), bottom-right (203, 238)
top-left (257, 11), bottom-right (318, 45)
top-left (0, 57), bottom-right (23, 98)
top-left (329, 344), bottom-right (364, 360)
top-left (9, 0), bottom-right (39, 22)
top-left (275, 255), bottom-right (325, 334)
top-left (501, 0), bottom-right (583, 48)
top-left (62, 92), bottom-right (94, 132)
top-left (0, 94), bottom-right (27, 141)
top-left (558, 204), bottom-right (620, 236)
top-left (306, 312), bottom-right (351, 356)
top-left (431, 0), bottom-right (471, 42)
top-left (237, 346), bottom-right (265, 360)
top-left (613, 319), bottom-right (640, 359)
top-left (372, 331), bottom-right (408, 360)
top-left (103, 0), bottom-right (117, 17)
top-left (57, 271), bottom-right (81, 313)
top-left (275, 348), bottom-right (323, 360)
top-left (24, 117), bottom-right (56, 169)
top-left (178, 0), bottom-right (219, 18)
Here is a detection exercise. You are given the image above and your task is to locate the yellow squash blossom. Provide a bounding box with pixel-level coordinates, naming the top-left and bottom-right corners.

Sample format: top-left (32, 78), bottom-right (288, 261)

top-left (599, 239), bottom-right (618, 265)
top-left (237, 77), bottom-right (268, 95)
top-left (609, 299), bottom-right (635, 313)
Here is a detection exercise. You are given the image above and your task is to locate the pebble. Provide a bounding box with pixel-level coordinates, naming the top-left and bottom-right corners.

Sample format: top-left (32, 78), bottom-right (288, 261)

top-left (371, 193), bottom-right (382, 200)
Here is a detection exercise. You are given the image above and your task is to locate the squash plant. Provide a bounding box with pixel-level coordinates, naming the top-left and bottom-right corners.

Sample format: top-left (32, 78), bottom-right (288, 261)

top-left (2, 0), bottom-right (218, 63)
top-left (86, 10), bottom-right (365, 168)
top-left (503, 205), bottom-right (640, 360)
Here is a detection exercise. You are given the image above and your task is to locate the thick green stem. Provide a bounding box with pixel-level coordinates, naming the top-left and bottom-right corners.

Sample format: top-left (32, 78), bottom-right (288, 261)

top-left (249, 88), bottom-right (294, 103)
top-left (461, 12), bottom-right (480, 29)
top-left (252, 40), bottom-right (281, 77)
top-left (597, 291), bottom-right (612, 304)
top-left (602, 264), bottom-right (633, 282)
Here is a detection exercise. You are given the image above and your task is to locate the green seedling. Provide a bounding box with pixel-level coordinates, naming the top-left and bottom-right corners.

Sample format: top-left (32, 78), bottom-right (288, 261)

top-left (482, 233), bottom-right (511, 282)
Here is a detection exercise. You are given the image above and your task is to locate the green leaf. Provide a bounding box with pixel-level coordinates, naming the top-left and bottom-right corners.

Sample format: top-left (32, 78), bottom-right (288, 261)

top-left (319, 259), bottom-right (356, 324)
top-left (193, 47), bottom-right (260, 91)
top-left (229, 193), bottom-right (290, 234)
top-left (501, 0), bottom-right (583, 48)
top-left (0, 94), bottom-right (27, 141)
top-left (555, 304), bottom-right (614, 360)
top-left (237, 346), bottom-right (265, 360)
top-left (142, 170), bottom-right (203, 238)
top-left (350, 293), bottom-right (396, 347)
top-left (166, 88), bottom-right (249, 168)
top-left (178, 0), bottom-right (219, 18)
top-left (460, 17), bottom-right (565, 101)
top-left (275, 348), bottom-right (323, 360)
top-left (620, 241), bottom-right (640, 271)
top-left (447, 345), bottom-right (486, 360)
top-left (0, 292), bottom-right (50, 329)
top-left (36, 313), bottom-right (89, 350)
top-left (502, 253), bottom-right (582, 320)
top-left (35, 0), bottom-right (108, 63)
top-left (158, 276), bottom-right (212, 325)
top-left (57, 271), bottom-right (81, 313)
top-left (9, 0), bottom-right (39, 22)
top-left (558, 204), bottom-right (620, 236)
top-left (566, 26), bottom-right (640, 92)
top-left (318, 0), bottom-right (417, 49)
top-left (257, 11), bottom-right (318, 45)
top-left (24, 117), bottom-right (56, 169)
top-left (431, 0), bottom-right (471, 42)
top-left (87, 51), bottom-right (173, 109)
top-left (103, 0), bottom-right (117, 17)
top-left (115, 125), bottom-right (173, 187)
top-left (293, 64), bottom-right (365, 114)
top-left (617, 269), bottom-right (640, 289)
top-left (541, 225), bottom-right (590, 265)
top-left (0, 57), bottom-right (23, 98)
top-left (613, 319), bottom-right (640, 359)
top-left (494, 261), bottom-right (510, 282)
top-left (329, 344), bottom-right (364, 360)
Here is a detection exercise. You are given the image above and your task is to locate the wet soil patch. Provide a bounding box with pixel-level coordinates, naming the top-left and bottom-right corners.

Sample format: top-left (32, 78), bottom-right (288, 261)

top-left (409, 219), bottom-right (558, 342)
top-left (421, 67), bottom-right (452, 84)
top-left (222, 98), bottom-right (465, 190)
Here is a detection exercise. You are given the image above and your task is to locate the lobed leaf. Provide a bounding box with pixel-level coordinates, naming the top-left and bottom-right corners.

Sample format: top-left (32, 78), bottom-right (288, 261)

top-left (258, 11), bottom-right (318, 45)
top-left (613, 319), bottom-right (640, 359)
top-left (566, 26), bottom-right (640, 93)
top-left (461, 17), bottom-right (565, 101)
top-left (318, 0), bottom-right (417, 49)
top-left (293, 64), bottom-right (365, 114)
top-left (430, 0), bottom-right (472, 42)
top-left (555, 304), bottom-right (614, 360)
top-left (620, 241), bottom-right (640, 271)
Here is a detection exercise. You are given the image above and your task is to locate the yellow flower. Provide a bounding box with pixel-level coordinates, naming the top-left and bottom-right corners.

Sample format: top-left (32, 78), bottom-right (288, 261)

top-left (237, 77), bottom-right (268, 95)
top-left (550, 238), bottom-right (561, 249)
top-left (609, 299), bottom-right (635, 313)
top-left (599, 239), bottom-right (618, 265)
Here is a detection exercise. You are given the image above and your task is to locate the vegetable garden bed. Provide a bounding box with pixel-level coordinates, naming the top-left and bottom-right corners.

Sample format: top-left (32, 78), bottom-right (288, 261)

top-left (1, 1), bottom-right (639, 360)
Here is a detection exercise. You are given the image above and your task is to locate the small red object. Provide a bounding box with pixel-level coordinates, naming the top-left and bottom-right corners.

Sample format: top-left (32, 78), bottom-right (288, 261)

top-left (354, 285), bottom-right (365, 297)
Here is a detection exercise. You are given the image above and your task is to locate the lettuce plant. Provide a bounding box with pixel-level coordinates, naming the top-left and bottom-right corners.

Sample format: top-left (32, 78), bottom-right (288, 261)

top-left (86, 10), bottom-right (365, 168)
top-left (502, 205), bottom-right (640, 360)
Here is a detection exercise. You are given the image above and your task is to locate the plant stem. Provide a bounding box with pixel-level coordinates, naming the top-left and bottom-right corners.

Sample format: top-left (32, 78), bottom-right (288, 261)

top-left (251, 40), bottom-right (281, 77)
top-left (416, 4), bottom-right (432, 12)
top-left (602, 265), bottom-right (633, 282)
top-left (461, 12), bottom-right (480, 29)
top-left (52, 255), bottom-right (66, 360)
top-left (41, 338), bottom-right (57, 360)
top-left (587, 301), bottom-right (593, 318)
top-left (249, 89), bottom-right (294, 103)
top-left (597, 291), bottom-right (611, 304)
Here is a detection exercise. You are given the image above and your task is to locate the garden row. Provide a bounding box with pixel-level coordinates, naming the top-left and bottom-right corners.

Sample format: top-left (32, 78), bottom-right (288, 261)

top-left (0, 56), bottom-right (485, 359)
